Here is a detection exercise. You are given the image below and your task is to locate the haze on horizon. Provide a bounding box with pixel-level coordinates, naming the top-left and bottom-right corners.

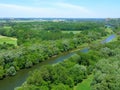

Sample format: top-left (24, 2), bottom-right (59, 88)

top-left (0, 0), bottom-right (119, 18)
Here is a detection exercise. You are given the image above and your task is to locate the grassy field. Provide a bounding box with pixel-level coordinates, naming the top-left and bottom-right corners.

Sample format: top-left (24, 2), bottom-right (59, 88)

top-left (105, 27), bottom-right (113, 34)
top-left (0, 35), bottom-right (17, 46)
top-left (74, 75), bottom-right (93, 90)
top-left (62, 31), bottom-right (81, 34)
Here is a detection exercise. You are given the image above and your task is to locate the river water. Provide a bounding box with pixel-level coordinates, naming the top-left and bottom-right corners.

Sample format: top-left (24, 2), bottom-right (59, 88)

top-left (0, 51), bottom-right (75, 90)
top-left (0, 34), bottom-right (116, 90)
top-left (101, 34), bottom-right (115, 43)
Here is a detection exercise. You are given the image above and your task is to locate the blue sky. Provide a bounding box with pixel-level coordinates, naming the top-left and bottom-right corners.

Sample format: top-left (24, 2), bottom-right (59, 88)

top-left (0, 0), bottom-right (119, 18)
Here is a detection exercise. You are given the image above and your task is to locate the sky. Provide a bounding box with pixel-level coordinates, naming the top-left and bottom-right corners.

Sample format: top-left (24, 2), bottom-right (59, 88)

top-left (0, 0), bottom-right (119, 18)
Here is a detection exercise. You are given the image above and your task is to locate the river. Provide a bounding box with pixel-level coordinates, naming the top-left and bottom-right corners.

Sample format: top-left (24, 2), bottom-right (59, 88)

top-left (0, 34), bottom-right (116, 90)
top-left (0, 51), bottom-right (76, 90)
top-left (101, 34), bottom-right (116, 43)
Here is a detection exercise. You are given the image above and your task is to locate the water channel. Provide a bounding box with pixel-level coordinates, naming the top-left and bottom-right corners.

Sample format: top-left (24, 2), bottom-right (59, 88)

top-left (0, 34), bottom-right (116, 90)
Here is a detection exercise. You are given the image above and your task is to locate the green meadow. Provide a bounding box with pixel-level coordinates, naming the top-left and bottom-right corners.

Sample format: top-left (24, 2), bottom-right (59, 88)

top-left (0, 35), bottom-right (17, 46)
top-left (74, 75), bottom-right (93, 90)
top-left (62, 31), bottom-right (81, 34)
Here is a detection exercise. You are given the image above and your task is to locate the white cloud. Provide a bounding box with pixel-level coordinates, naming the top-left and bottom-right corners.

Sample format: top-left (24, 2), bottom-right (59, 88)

top-left (0, 3), bottom-right (94, 18)
top-left (0, 3), bottom-right (55, 17)
top-left (54, 2), bottom-right (95, 17)
top-left (55, 3), bottom-right (90, 14)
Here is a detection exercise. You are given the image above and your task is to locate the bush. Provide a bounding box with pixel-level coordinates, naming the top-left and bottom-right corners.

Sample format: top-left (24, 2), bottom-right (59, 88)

top-left (51, 83), bottom-right (73, 90)
top-left (6, 66), bottom-right (16, 76)
top-left (0, 66), bottom-right (4, 79)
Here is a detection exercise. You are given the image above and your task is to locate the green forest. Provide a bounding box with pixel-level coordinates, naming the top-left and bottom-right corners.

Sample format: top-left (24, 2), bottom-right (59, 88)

top-left (0, 18), bottom-right (120, 90)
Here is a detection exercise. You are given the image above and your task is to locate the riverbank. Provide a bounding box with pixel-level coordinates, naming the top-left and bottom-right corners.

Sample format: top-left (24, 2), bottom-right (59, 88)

top-left (15, 33), bottom-right (117, 90)
top-left (0, 47), bottom-right (80, 90)
top-left (72, 34), bottom-right (116, 53)
top-left (73, 34), bottom-right (117, 90)
top-left (0, 34), bottom-right (116, 90)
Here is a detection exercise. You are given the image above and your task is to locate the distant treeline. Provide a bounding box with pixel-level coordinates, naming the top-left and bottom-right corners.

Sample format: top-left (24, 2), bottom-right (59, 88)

top-left (0, 21), bottom-right (107, 45)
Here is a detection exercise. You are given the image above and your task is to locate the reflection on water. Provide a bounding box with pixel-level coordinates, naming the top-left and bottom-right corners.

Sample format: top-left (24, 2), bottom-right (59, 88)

top-left (0, 51), bottom-right (76, 90)
top-left (102, 34), bottom-right (116, 43)
top-left (80, 48), bottom-right (89, 53)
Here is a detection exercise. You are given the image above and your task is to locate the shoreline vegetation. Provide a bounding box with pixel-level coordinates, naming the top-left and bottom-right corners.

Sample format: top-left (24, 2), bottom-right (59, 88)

top-left (0, 18), bottom-right (120, 90)
top-left (16, 33), bottom-right (118, 90)
top-left (0, 33), bottom-right (113, 80)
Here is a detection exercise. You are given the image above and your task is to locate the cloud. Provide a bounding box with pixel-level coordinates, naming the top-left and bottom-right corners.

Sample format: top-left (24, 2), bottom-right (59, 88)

top-left (0, 3), bottom-right (94, 18)
top-left (54, 2), bottom-right (95, 17)
top-left (55, 3), bottom-right (91, 14)
top-left (0, 3), bottom-right (55, 17)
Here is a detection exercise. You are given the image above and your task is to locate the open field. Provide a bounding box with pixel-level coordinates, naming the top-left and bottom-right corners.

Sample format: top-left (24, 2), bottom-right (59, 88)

top-left (105, 27), bottom-right (113, 33)
top-left (62, 31), bottom-right (81, 34)
top-left (74, 75), bottom-right (93, 90)
top-left (0, 35), bottom-right (17, 46)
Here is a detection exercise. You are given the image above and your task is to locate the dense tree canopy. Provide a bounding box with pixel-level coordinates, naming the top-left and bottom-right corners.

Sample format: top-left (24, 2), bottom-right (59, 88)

top-left (0, 19), bottom-right (120, 90)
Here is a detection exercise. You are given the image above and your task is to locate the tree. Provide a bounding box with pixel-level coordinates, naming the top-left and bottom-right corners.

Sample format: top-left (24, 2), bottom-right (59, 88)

top-left (25, 60), bottom-right (33, 68)
top-left (69, 64), bottom-right (87, 85)
top-left (6, 66), bottom-right (16, 76)
top-left (91, 56), bottom-right (120, 90)
top-left (51, 83), bottom-right (73, 90)
top-left (0, 66), bottom-right (4, 79)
